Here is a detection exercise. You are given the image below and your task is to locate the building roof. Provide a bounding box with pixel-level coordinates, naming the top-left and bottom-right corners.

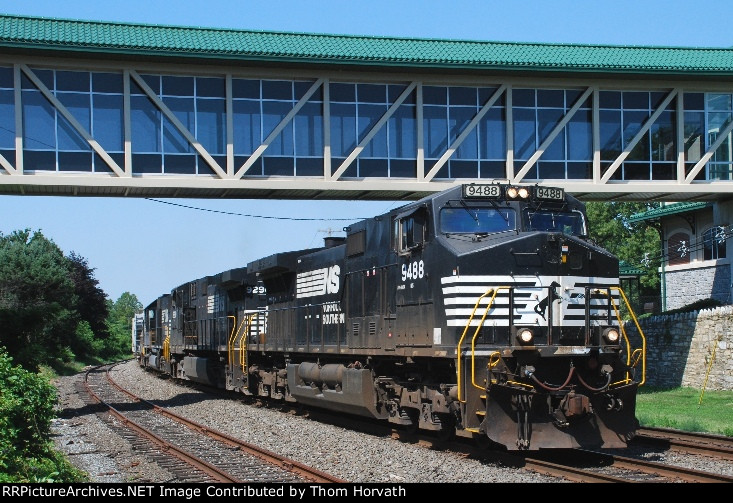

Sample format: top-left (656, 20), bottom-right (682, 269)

top-left (2, 14), bottom-right (733, 76)
top-left (619, 261), bottom-right (645, 277)
top-left (628, 202), bottom-right (712, 223)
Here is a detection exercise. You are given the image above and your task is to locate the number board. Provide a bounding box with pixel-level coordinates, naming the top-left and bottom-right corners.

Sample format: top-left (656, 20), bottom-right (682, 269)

top-left (535, 186), bottom-right (564, 201)
top-left (462, 184), bottom-right (501, 199)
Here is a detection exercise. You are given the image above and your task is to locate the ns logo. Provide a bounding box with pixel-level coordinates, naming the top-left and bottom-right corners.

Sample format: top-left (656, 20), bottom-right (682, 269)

top-left (324, 265), bottom-right (340, 294)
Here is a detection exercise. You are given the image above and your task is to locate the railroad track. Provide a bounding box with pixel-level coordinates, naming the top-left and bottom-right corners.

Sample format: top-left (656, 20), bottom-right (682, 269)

top-left (82, 362), bottom-right (345, 484)
top-left (385, 426), bottom-right (733, 483)
top-left (634, 427), bottom-right (733, 461)
top-left (133, 363), bottom-right (732, 483)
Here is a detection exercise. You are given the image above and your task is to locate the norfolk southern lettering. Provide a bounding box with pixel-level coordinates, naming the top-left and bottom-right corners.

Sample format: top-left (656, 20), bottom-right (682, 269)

top-left (136, 183), bottom-right (644, 452)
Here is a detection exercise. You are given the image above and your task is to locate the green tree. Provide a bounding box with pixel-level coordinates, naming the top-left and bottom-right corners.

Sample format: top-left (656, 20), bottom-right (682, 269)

top-left (67, 252), bottom-right (109, 340)
top-left (585, 201), bottom-right (661, 290)
top-left (0, 230), bottom-right (78, 370)
top-left (103, 292), bottom-right (142, 359)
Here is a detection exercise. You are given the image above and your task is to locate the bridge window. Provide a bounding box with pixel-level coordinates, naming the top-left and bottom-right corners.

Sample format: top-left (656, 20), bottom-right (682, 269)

top-left (706, 93), bottom-right (733, 181)
top-left (600, 90), bottom-right (676, 181)
top-left (513, 88), bottom-right (592, 180)
top-left (331, 81), bottom-right (415, 178)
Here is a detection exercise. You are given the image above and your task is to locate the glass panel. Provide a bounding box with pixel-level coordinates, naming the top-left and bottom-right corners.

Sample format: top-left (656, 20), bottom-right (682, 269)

top-left (329, 83), bottom-right (355, 103)
top-left (450, 160), bottom-right (478, 178)
top-left (295, 157), bottom-right (322, 176)
top-left (440, 207), bottom-right (516, 234)
top-left (93, 72), bottom-right (123, 94)
top-left (600, 109), bottom-right (622, 160)
top-left (131, 95), bottom-right (161, 152)
top-left (479, 107), bottom-right (505, 160)
top-left (294, 102), bottom-right (323, 157)
top-left (0, 90), bottom-right (14, 148)
top-left (423, 105), bottom-right (448, 158)
top-left (23, 69), bottom-right (53, 90)
top-left (684, 111), bottom-right (704, 162)
top-left (449, 87), bottom-right (477, 106)
top-left (196, 98), bottom-right (226, 154)
top-left (568, 110), bottom-right (592, 160)
top-left (56, 71), bottom-right (89, 92)
top-left (330, 103), bottom-right (356, 157)
top-left (513, 107), bottom-right (536, 160)
top-left (233, 100), bottom-right (260, 155)
top-left (388, 105), bottom-right (416, 158)
top-left (132, 153), bottom-right (162, 173)
top-left (707, 94), bottom-right (731, 111)
top-left (262, 80), bottom-right (292, 100)
top-left (196, 77), bottom-right (225, 98)
top-left (683, 92), bottom-right (704, 111)
top-left (537, 161), bottom-right (565, 178)
top-left (537, 89), bottom-right (564, 108)
top-left (537, 108), bottom-right (564, 159)
top-left (512, 88), bottom-right (535, 107)
top-left (623, 91), bottom-right (649, 109)
top-left (232, 79), bottom-right (260, 99)
top-left (164, 153), bottom-right (196, 174)
top-left (91, 94), bottom-right (123, 151)
top-left (651, 110), bottom-right (675, 162)
top-left (163, 96), bottom-right (194, 154)
top-left (599, 91), bottom-right (621, 109)
top-left (57, 93), bottom-right (91, 151)
top-left (163, 76), bottom-right (194, 96)
top-left (359, 158), bottom-right (388, 177)
top-left (357, 84), bottom-right (386, 104)
top-left (262, 101), bottom-right (293, 156)
top-left (423, 86), bottom-right (447, 105)
top-left (58, 151), bottom-right (92, 171)
top-left (0, 67), bottom-right (12, 88)
top-left (450, 106), bottom-right (477, 159)
top-left (22, 90), bottom-right (56, 150)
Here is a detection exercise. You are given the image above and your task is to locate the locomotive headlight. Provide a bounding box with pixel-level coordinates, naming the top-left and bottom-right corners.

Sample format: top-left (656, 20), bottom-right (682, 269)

top-left (506, 186), bottom-right (518, 199)
top-left (517, 328), bottom-right (534, 345)
top-left (603, 328), bottom-right (620, 344)
top-left (517, 187), bottom-right (530, 199)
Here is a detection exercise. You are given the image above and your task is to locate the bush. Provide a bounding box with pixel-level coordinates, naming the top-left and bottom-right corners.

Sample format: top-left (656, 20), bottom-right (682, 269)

top-left (0, 347), bottom-right (85, 482)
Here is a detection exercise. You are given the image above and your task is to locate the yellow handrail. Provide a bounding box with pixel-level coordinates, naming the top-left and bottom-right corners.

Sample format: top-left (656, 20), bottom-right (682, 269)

top-left (594, 286), bottom-right (647, 387)
top-left (162, 334), bottom-right (170, 362)
top-left (470, 289), bottom-right (507, 391)
top-left (456, 286), bottom-right (511, 402)
top-left (227, 315), bottom-right (243, 368)
top-left (239, 313), bottom-right (257, 373)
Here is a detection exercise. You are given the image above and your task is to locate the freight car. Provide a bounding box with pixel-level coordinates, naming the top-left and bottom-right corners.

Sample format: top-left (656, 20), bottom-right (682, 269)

top-left (135, 182), bottom-right (646, 450)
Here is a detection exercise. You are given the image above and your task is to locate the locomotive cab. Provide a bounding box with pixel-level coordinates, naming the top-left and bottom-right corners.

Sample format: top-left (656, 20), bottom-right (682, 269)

top-left (429, 183), bottom-right (644, 450)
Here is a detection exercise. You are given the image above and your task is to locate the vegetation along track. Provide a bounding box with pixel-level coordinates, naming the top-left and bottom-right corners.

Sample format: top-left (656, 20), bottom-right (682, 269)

top-left (82, 361), bottom-right (345, 484)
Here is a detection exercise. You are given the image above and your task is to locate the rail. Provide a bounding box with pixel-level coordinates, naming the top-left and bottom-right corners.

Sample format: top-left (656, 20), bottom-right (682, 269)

top-left (594, 286), bottom-right (647, 387)
top-left (455, 286), bottom-right (507, 402)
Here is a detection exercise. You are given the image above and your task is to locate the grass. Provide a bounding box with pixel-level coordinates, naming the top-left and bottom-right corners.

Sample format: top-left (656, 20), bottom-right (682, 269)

top-left (636, 387), bottom-right (733, 437)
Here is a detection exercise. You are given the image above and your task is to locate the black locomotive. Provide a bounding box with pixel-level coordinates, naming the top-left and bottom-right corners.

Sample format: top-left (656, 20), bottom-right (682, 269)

top-left (134, 182), bottom-right (646, 450)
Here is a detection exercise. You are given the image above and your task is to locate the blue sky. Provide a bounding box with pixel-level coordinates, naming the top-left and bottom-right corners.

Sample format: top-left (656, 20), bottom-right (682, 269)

top-left (0, 0), bottom-right (731, 305)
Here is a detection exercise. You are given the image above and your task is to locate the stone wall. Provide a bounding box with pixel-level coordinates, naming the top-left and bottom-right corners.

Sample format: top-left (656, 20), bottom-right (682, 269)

top-left (664, 262), bottom-right (731, 311)
top-left (624, 306), bottom-right (733, 390)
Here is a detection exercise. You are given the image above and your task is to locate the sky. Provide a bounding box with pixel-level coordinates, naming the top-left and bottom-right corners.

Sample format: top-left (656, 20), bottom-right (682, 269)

top-left (1, 0), bottom-right (732, 306)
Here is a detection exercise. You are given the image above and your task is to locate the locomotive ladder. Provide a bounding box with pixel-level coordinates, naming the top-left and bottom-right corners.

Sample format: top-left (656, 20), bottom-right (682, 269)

top-left (455, 285), bottom-right (648, 432)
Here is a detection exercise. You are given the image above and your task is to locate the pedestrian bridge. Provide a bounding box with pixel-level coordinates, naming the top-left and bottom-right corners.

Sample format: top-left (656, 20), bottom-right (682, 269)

top-left (1, 14), bottom-right (732, 202)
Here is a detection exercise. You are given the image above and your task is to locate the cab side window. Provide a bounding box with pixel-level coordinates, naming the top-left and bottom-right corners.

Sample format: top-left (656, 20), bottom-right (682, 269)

top-left (394, 209), bottom-right (426, 255)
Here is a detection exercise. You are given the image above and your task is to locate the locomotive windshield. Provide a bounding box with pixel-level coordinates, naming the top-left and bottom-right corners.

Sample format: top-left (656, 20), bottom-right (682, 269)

top-left (440, 207), bottom-right (516, 235)
top-left (523, 209), bottom-right (586, 236)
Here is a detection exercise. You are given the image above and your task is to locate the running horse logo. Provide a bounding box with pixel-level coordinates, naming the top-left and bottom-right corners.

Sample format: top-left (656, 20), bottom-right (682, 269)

top-left (534, 281), bottom-right (561, 320)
